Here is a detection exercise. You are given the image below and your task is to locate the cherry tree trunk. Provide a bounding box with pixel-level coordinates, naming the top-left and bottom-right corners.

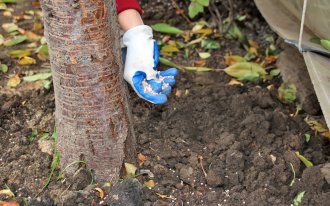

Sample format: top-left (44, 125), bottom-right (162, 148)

top-left (40, 0), bottom-right (135, 183)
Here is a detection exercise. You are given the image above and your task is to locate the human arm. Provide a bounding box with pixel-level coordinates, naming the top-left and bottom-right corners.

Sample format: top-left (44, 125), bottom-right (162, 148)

top-left (116, 1), bottom-right (178, 104)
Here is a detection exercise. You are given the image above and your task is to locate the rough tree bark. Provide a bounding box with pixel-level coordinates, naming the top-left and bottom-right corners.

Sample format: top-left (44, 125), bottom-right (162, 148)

top-left (40, 0), bottom-right (135, 183)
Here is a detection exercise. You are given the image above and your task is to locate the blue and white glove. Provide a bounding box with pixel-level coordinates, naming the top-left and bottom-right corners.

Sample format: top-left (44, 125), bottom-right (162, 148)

top-left (123, 25), bottom-right (178, 104)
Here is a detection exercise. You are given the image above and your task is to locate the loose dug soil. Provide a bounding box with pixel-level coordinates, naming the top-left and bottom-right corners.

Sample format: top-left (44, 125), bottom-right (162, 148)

top-left (1, 0), bottom-right (330, 206)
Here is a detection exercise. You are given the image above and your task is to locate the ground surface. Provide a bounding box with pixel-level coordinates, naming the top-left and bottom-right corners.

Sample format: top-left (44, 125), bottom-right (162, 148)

top-left (0, 0), bottom-right (330, 206)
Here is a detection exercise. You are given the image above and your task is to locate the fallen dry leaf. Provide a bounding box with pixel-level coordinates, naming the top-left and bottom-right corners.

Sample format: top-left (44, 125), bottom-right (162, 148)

top-left (265, 55), bottom-right (277, 64)
top-left (138, 153), bottom-right (146, 166)
top-left (193, 60), bottom-right (206, 67)
top-left (32, 22), bottom-right (42, 31)
top-left (7, 74), bottom-right (21, 87)
top-left (94, 188), bottom-right (104, 200)
top-left (0, 201), bottom-right (20, 206)
top-left (24, 30), bottom-right (41, 42)
top-left (175, 89), bottom-right (183, 97)
top-left (3, 10), bottom-right (12, 17)
top-left (156, 193), bottom-right (177, 200)
top-left (321, 131), bottom-right (330, 140)
top-left (248, 47), bottom-right (258, 55)
top-left (224, 55), bottom-right (246, 65)
top-left (228, 79), bottom-right (244, 86)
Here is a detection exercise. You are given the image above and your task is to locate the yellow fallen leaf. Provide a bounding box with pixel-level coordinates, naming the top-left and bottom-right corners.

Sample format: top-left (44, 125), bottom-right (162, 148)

top-left (124, 162), bottom-right (137, 177)
top-left (161, 45), bottom-right (179, 53)
top-left (248, 47), bottom-right (258, 55)
top-left (18, 56), bottom-right (36, 65)
top-left (0, 189), bottom-right (15, 197)
top-left (192, 28), bottom-right (213, 35)
top-left (9, 49), bottom-right (33, 58)
top-left (248, 39), bottom-right (259, 48)
top-left (33, 22), bottom-right (42, 31)
top-left (94, 188), bottom-right (104, 200)
top-left (144, 180), bottom-right (155, 188)
top-left (24, 31), bottom-right (41, 42)
top-left (228, 79), bottom-right (244, 86)
top-left (7, 74), bottom-right (21, 88)
top-left (156, 193), bottom-right (177, 200)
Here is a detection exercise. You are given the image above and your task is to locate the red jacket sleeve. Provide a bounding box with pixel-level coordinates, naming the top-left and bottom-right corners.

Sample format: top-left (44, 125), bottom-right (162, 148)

top-left (116, 0), bottom-right (143, 15)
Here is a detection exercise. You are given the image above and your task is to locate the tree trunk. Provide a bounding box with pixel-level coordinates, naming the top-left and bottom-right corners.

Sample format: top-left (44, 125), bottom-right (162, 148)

top-left (40, 0), bottom-right (135, 183)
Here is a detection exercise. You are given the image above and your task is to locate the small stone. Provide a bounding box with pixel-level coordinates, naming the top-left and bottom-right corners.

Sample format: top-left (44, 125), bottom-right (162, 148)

top-left (206, 169), bottom-right (223, 187)
top-left (321, 163), bottom-right (330, 185)
top-left (179, 166), bottom-right (194, 186)
top-left (37, 139), bottom-right (54, 156)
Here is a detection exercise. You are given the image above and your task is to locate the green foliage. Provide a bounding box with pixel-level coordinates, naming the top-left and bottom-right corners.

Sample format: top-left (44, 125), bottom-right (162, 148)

top-left (201, 39), bottom-right (220, 49)
top-left (304, 133), bottom-right (311, 143)
top-left (0, 63), bottom-right (8, 73)
top-left (224, 62), bottom-right (266, 82)
top-left (293, 191), bottom-right (305, 206)
top-left (295, 152), bottom-right (313, 168)
top-left (4, 35), bottom-right (27, 47)
top-left (151, 23), bottom-right (183, 35)
top-left (270, 69), bottom-right (280, 77)
top-left (0, 0), bottom-right (17, 3)
top-left (23, 72), bottom-right (52, 82)
top-left (188, 0), bottom-right (209, 18)
top-left (278, 83), bottom-right (297, 104)
top-left (320, 39), bottom-right (330, 51)
top-left (185, 66), bottom-right (213, 72)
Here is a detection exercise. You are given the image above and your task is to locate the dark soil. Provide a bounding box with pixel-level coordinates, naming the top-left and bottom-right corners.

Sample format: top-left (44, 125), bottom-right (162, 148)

top-left (1, 0), bottom-right (330, 206)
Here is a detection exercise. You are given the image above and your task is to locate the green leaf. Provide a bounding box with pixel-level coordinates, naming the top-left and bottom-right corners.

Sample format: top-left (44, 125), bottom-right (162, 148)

top-left (151, 23), bottom-right (183, 35)
top-left (224, 62), bottom-right (266, 82)
top-left (235, 14), bottom-right (247, 22)
top-left (0, 63), bottom-right (8, 73)
top-left (9, 49), bottom-right (33, 58)
top-left (289, 163), bottom-right (296, 187)
top-left (201, 39), bottom-right (220, 49)
top-left (36, 44), bottom-right (48, 54)
top-left (0, 3), bottom-right (7, 10)
top-left (29, 129), bottom-right (38, 141)
top-left (188, 2), bottom-right (204, 18)
top-left (278, 83), bottom-right (297, 103)
top-left (196, 0), bottom-right (209, 6)
top-left (225, 23), bottom-right (244, 43)
top-left (23, 73), bottom-right (52, 82)
top-left (43, 80), bottom-right (52, 90)
top-left (295, 152), bottom-right (313, 168)
top-left (39, 132), bottom-right (50, 140)
top-left (159, 57), bottom-right (183, 70)
top-left (4, 35), bottom-right (27, 47)
top-left (293, 191), bottom-right (305, 206)
top-left (304, 133), bottom-right (311, 143)
top-left (184, 66), bottom-right (213, 72)
top-left (270, 69), bottom-right (281, 76)
top-left (0, 0), bottom-right (17, 3)
top-left (2, 23), bottom-right (18, 33)
top-left (320, 39), bottom-right (330, 51)
top-left (198, 52), bottom-right (211, 59)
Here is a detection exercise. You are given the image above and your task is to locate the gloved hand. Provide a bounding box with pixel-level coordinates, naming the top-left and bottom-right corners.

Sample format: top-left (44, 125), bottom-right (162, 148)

top-left (123, 25), bottom-right (178, 104)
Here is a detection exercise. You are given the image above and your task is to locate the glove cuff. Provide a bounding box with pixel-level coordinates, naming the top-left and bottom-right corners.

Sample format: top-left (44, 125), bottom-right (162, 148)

top-left (123, 25), bottom-right (153, 46)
